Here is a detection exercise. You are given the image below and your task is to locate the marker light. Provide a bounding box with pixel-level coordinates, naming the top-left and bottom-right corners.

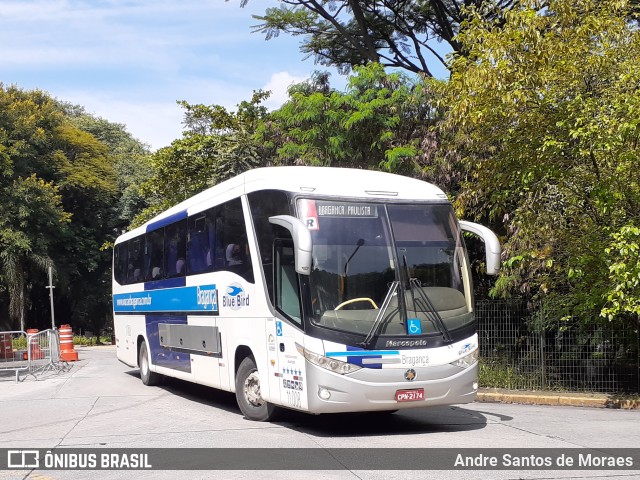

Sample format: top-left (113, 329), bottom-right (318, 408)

top-left (296, 343), bottom-right (361, 375)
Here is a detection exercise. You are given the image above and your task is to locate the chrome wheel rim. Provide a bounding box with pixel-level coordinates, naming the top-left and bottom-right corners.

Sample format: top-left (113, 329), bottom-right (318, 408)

top-left (243, 371), bottom-right (264, 407)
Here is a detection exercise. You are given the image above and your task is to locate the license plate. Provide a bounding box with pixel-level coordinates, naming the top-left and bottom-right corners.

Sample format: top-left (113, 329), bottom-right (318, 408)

top-left (395, 388), bottom-right (425, 402)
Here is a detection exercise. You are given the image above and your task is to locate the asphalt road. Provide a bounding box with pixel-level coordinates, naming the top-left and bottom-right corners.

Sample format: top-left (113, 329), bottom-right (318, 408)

top-left (0, 345), bottom-right (638, 480)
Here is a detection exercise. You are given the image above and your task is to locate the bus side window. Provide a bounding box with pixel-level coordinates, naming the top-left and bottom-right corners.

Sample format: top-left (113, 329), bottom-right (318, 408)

top-left (114, 242), bottom-right (129, 285)
top-left (165, 219), bottom-right (187, 278)
top-left (274, 239), bottom-right (302, 327)
top-left (247, 190), bottom-right (291, 304)
top-left (145, 229), bottom-right (164, 281)
top-left (217, 198), bottom-right (254, 283)
top-left (212, 215), bottom-right (226, 268)
top-left (127, 237), bottom-right (144, 283)
top-left (188, 214), bottom-right (212, 275)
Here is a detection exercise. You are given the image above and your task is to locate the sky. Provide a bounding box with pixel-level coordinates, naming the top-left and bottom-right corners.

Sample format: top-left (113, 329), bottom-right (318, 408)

top-left (0, 0), bottom-right (348, 151)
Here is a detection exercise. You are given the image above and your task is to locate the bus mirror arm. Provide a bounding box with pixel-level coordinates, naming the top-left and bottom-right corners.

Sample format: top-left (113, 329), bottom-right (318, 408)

top-left (459, 220), bottom-right (501, 275)
top-left (269, 215), bottom-right (313, 275)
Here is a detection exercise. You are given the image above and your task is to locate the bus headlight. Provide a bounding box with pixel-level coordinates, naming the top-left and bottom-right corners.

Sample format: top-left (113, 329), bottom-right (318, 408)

top-left (296, 343), bottom-right (361, 375)
top-left (450, 349), bottom-right (479, 369)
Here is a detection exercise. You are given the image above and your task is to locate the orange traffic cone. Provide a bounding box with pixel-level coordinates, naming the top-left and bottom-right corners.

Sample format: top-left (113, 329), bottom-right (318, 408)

top-left (59, 324), bottom-right (78, 361)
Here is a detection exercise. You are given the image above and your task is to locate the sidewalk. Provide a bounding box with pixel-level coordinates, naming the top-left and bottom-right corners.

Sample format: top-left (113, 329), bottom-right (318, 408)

top-left (477, 387), bottom-right (640, 410)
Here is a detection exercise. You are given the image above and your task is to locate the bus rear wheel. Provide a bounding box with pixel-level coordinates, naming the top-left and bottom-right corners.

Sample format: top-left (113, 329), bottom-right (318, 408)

top-left (235, 356), bottom-right (277, 421)
top-left (139, 340), bottom-right (161, 386)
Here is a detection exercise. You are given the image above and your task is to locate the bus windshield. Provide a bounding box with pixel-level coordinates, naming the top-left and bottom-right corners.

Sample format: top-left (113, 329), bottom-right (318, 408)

top-left (298, 199), bottom-right (473, 339)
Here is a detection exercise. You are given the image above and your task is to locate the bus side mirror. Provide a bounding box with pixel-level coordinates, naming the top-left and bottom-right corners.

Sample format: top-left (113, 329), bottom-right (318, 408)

top-left (269, 215), bottom-right (312, 275)
top-left (459, 220), bottom-right (501, 275)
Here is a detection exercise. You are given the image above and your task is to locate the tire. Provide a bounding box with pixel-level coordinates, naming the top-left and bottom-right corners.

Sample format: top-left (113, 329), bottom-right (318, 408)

top-left (235, 356), bottom-right (277, 421)
top-left (139, 340), bottom-right (161, 386)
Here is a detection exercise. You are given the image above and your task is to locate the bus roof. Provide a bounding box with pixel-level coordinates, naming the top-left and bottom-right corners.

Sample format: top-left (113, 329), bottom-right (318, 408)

top-left (117, 166), bottom-right (448, 242)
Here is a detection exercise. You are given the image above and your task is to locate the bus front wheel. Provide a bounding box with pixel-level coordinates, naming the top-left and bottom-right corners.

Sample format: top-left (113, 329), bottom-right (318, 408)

top-left (139, 340), bottom-right (161, 386)
top-left (235, 356), bottom-right (277, 421)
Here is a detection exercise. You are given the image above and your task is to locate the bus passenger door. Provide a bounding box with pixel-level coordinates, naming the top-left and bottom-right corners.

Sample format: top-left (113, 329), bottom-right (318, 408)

top-left (272, 240), bottom-right (308, 411)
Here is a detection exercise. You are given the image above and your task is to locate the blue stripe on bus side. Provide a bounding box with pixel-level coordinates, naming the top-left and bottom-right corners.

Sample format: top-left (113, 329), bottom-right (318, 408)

top-left (144, 276), bottom-right (186, 290)
top-left (145, 210), bottom-right (187, 232)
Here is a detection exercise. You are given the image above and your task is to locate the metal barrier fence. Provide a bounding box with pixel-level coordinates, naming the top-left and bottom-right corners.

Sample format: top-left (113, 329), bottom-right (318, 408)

top-left (0, 331), bottom-right (29, 382)
top-left (0, 329), bottom-right (68, 382)
top-left (476, 300), bottom-right (640, 394)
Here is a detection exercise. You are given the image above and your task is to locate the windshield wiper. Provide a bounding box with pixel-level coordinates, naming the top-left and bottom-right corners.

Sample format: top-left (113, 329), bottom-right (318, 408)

top-left (408, 277), bottom-right (453, 343)
top-left (360, 280), bottom-right (399, 348)
top-left (401, 255), bottom-right (453, 343)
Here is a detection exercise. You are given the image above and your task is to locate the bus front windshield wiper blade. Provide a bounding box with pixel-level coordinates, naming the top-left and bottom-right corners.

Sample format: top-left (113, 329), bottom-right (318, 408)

top-left (408, 277), bottom-right (453, 343)
top-left (401, 255), bottom-right (453, 344)
top-left (360, 281), bottom-right (399, 349)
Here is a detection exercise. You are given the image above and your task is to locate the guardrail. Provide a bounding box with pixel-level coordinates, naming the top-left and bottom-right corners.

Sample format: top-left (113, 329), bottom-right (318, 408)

top-left (0, 329), bottom-right (68, 382)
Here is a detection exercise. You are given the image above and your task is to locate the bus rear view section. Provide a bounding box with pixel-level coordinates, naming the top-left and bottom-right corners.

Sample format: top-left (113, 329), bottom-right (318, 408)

top-left (112, 167), bottom-right (500, 421)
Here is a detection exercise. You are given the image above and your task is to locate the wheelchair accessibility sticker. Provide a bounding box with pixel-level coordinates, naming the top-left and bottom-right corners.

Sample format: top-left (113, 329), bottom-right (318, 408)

top-left (407, 318), bottom-right (422, 335)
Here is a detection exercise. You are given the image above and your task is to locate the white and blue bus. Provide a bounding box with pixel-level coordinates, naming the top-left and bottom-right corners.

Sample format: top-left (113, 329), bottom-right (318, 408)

top-left (113, 167), bottom-right (500, 421)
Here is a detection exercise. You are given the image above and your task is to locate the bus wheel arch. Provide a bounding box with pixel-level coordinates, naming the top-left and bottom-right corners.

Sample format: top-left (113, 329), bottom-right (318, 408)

top-left (234, 348), bottom-right (277, 421)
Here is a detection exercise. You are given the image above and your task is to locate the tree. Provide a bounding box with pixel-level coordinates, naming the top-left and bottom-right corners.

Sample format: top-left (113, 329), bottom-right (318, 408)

top-left (135, 94), bottom-right (269, 225)
top-left (257, 64), bottom-right (445, 181)
top-left (0, 85), bottom-right (71, 330)
top-left (602, 226), bottom-right (640, 322)
top-left (438, 0), bottom-right (640, 324)
top-left (0, 85), bottom-right (150, 335)
top-left (57, 104), bottom-right (152, 337)
top-left (241, 0), bottom-right (514, 76)
top-left (0, 175), bottom-right (70, 331)
top-left (62, 104), bottom-right (153, 225)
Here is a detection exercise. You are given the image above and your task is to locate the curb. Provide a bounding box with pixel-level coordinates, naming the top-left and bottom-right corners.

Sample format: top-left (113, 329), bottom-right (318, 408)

top-left (477, 389), bottom-right (640, 410)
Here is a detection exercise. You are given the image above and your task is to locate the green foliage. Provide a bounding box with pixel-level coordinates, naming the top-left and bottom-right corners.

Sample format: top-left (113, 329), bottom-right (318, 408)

top-left (0, 86), bottom-right (73, 329)
top-left (0, 84), bottom-right (150, 334)
top-left (439, 0), bottom-right (640, 323)
top-left (479, 359), bottom-right (539, 390)
top-left (134, 94), bottom-right (267, 225)
top-left (258, 64), bottom-right (438, 178)
top-left (12, 336), bottom-right (27, 350)
top-left (61, 104), bottom-right (153, 225)
top-left (602, 225), bottom-right (640, 320)
top-left (72, 334), bottom-right (113, 346)
top-left (54, 105), bottom-right (152, 335)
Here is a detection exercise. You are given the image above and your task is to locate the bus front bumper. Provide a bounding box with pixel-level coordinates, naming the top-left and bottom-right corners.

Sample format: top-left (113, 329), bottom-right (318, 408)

top-left (305, 362), bottom-right (478, 414)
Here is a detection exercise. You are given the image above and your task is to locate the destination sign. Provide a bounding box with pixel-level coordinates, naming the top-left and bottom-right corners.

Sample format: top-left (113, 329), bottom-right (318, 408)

top-left (316, 202), bottom-right (378, 218)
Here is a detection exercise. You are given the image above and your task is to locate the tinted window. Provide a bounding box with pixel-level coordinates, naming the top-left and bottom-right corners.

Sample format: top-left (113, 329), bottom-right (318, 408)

top-left (145, 229), bottom-right (164, 281)
top-left (274, 241), bottom-right (302, 326)
top-left (114, 243), bottom-right (128, 285)
top-left (127, 237), bottom-right (145, 283)
top-left (165, 219), bottom-right (187, 278)
top-left (217, 198), bottom-right (253, 283)
top-left (188, 212), bottom-right (216, 275)
top-left (248, 190), bottom-right (291, 302)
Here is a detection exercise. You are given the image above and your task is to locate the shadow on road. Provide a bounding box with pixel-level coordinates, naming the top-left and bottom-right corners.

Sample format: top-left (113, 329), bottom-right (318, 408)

top-left (276, 406), bottom-right (492, 437)
top-left (127, 370), bottom-right (499, 436)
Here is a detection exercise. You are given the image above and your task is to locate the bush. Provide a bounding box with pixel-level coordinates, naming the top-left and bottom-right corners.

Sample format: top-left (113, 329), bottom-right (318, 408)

top-left (72, 335), bottom-right (113, 346)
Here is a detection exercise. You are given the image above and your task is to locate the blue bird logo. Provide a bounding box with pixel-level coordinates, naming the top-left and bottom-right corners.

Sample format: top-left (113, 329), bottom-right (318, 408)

top-left (227, 285), bottom-right (243, 296)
